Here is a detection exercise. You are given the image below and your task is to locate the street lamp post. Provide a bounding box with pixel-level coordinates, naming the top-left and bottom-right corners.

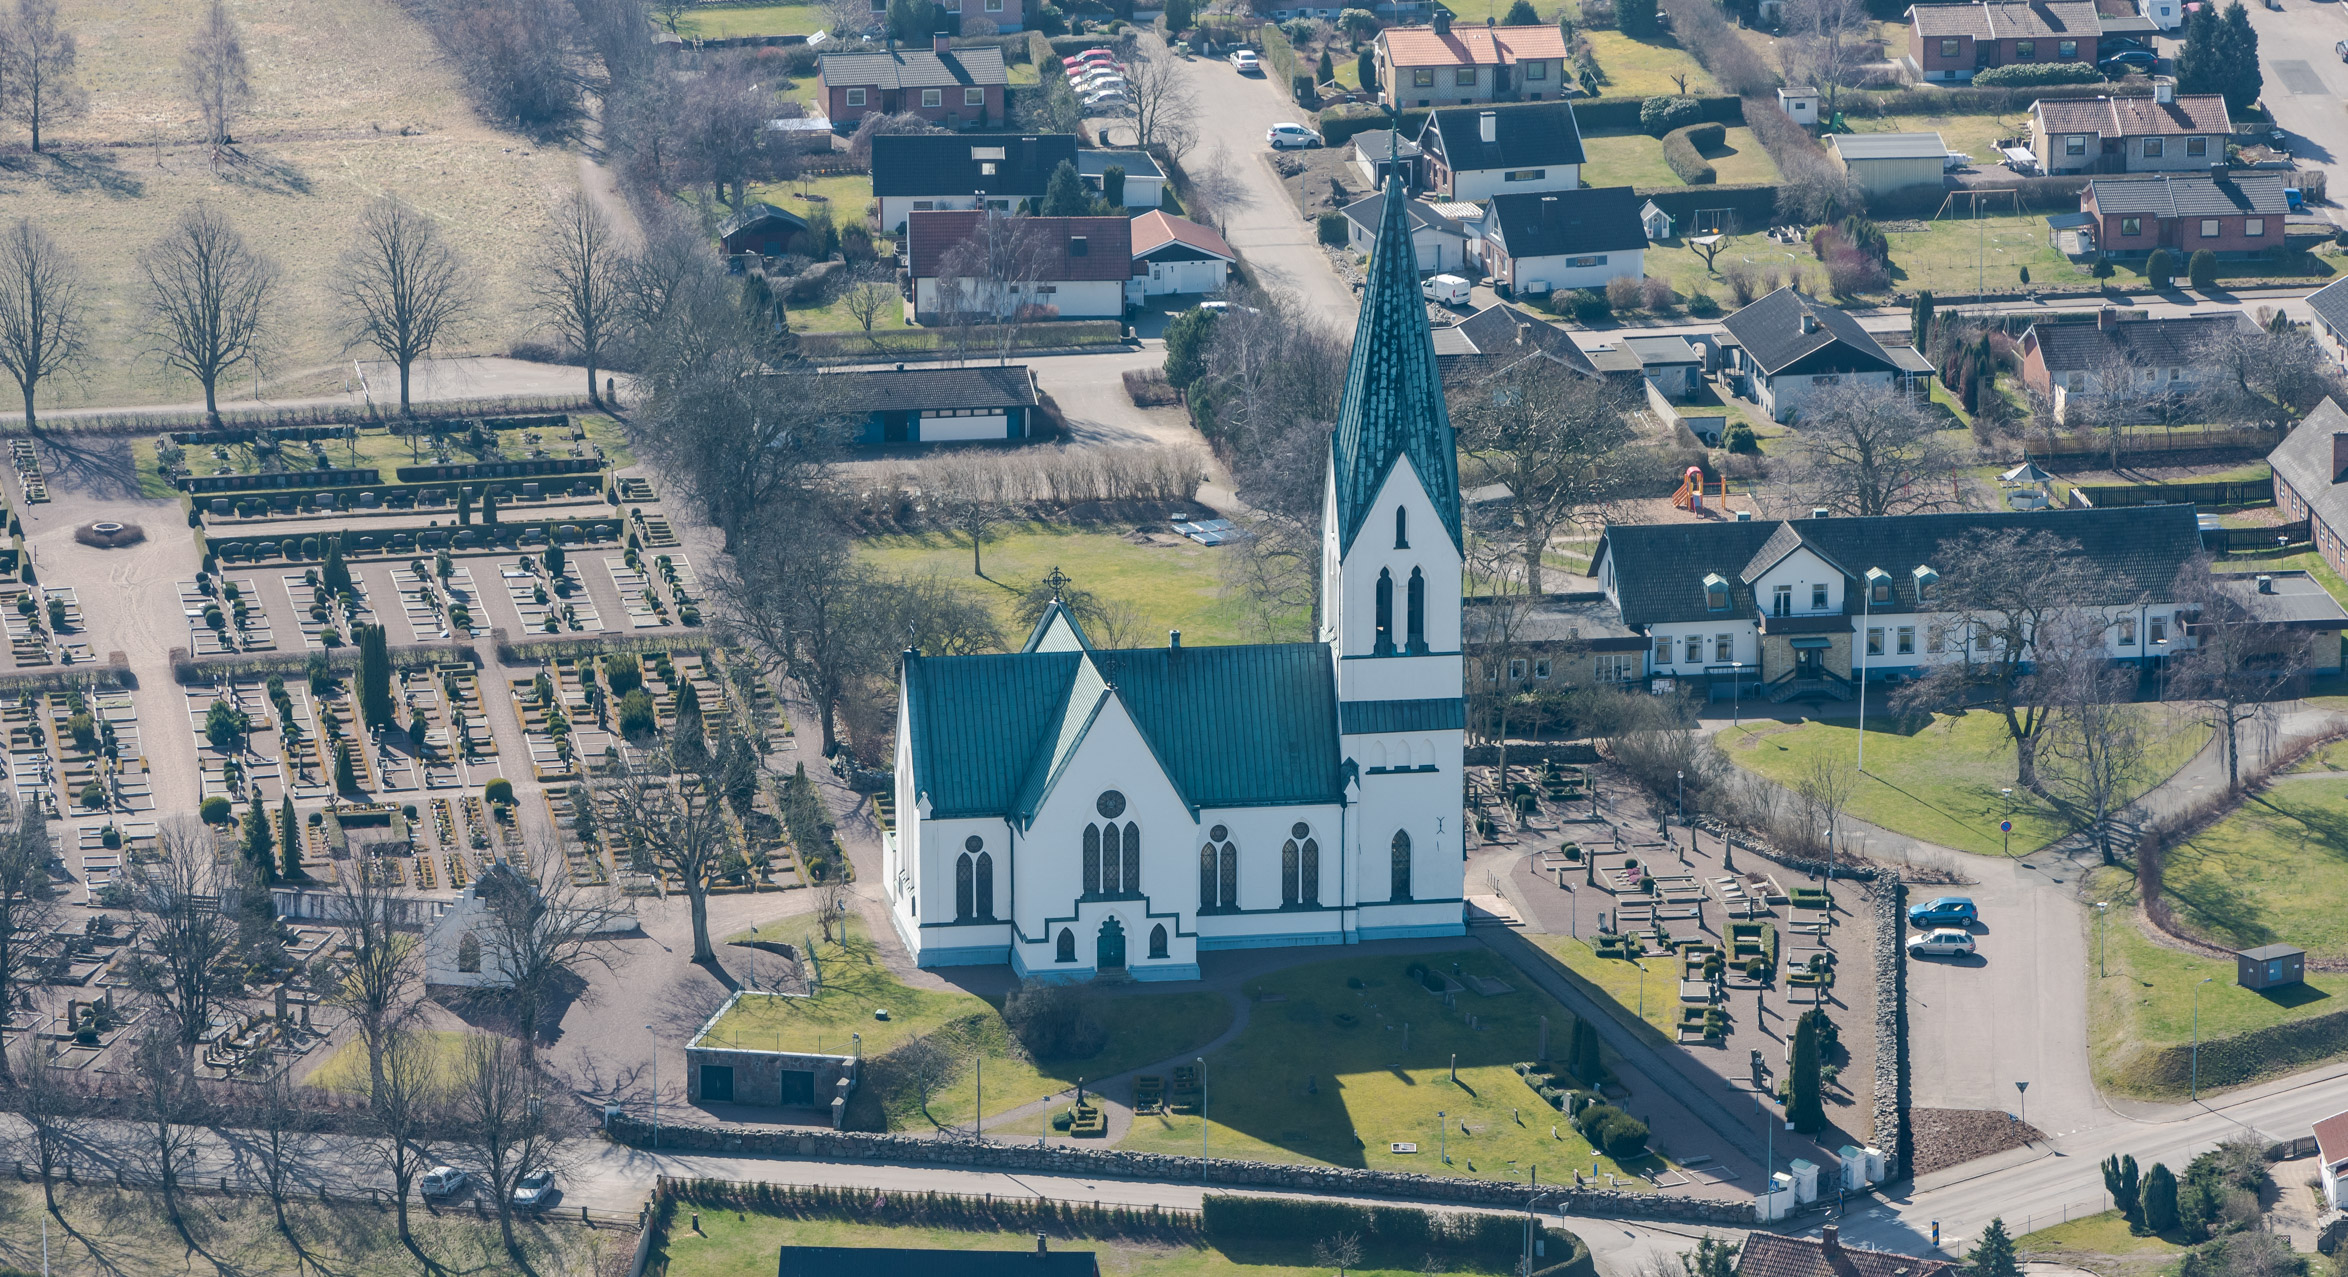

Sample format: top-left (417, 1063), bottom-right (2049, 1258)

top-left (1524, 1186), bottom-right (1558, 1276)
top-left (2192, 977), bottom-right (2213, 1099)
top-left (1636, 959), bottom-right (1649, 1019)
top-left (1731, 661), bottom-right (1744, 728)
top-left (2001, 787), bottom-right (2014, 858)
top-left (645, 1023), bottom-right (658, 1149)
top-left (2094, 902), bottom-right (2108, 979)
top-left (1676, 770), bottom-right (1684, 824)
top-left (1858, 569), bottom-right (1882, 772)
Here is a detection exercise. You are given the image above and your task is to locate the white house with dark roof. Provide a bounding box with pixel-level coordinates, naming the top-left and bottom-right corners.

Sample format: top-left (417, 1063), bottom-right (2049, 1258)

top-left (831, 364), bottom-right (1042, 444)
top-left (888, 172), bottom-right (1468, 979)
top-left (1472, 186), bottom-right (1644, 296)
top-left (906, 210), bottom-right (1135, 321)
top-left (1416, 101), bottom-right (1585, 201)
top-left (1720, 288), bottom-right (1907, 422)
top-left (1077, 150), bottom-right (1164, 209)
top-left (2016, 309), bottom-right (2255, 421)
top-left (1343, 190), bottom-right (1471, 273)
top-left (2305, 277), bottom-right (2348, 368)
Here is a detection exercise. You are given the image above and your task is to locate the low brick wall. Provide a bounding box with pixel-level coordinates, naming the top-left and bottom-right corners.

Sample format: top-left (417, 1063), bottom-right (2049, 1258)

top-left (604, 1113), bottom-right (1751, 1223)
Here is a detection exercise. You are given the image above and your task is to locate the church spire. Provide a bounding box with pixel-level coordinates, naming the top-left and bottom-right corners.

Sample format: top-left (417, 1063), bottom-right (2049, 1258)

top-left (1330, 165), bottom-right (1462, 555)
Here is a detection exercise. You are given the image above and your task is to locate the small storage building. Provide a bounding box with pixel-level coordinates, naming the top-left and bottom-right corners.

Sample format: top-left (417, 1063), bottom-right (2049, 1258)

top-left (1824, 132), bottom-right (1948, 198)
top-left (2238, 943), bottom-right (2305, 990)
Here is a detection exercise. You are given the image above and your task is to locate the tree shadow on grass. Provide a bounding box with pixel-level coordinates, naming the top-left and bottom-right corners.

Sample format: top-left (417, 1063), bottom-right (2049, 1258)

top-left (216, 150), bottom-right (314, 198)
top-left (0, 149), bottom-right (146, 200)
top-left (33, 431), bottom-right (147, 503)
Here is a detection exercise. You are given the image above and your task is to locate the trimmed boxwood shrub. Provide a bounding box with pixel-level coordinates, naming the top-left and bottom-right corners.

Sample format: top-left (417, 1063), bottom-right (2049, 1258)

top-left (1317, 211), bottom-right (1349, 246)
top-left (1972, 61), bottom-right (2103, 87)
top-left (2188, 249), bottom-right (2218, 289)
top-left (199, 795), bottom-right (232, 824)
top-left (1663, 122), bottom-right (1724, 184)
top-left (1641, 95), bottom-right (1703, 137)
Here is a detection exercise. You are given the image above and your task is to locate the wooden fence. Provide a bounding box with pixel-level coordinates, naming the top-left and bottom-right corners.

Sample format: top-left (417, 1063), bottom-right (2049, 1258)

top-left (2071, 477), bottom-right (2275, 508)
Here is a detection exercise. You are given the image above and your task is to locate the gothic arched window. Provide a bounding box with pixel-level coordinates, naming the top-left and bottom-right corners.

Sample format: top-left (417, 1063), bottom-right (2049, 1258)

top-left (1281, 839), bottom-right (1300, 905)
top-left (1391, 830), bottom-right (1413, 901)
top-left (1056, 928), bottom-right (1076, 962)
top-left (1406, 567), bottom-right (1427, 653)
top-left (1149, 924), bottom-right (1169, 959)
top-left (1199, 840), bottom-right (1217, 910)
top-left (457, 932), bottom-right (481, 973)
top-left (1082, 824), bottom-right (1101, 896)
top-left (1218, 838), bottom-right (1237, 909)
top-left (955, 852), bottom-right (974, 920)
top-left (1123, 821), bottom-right (1139, 895)
top-left (1394, 505), bottom-right (1409, 549)
top-left (1374, 569), bottom-right (1395, 655)
top-left (1101, 822), bottom-right (1122, 894)
top-left (1293, 821), bottom-right (1320, 906)
top-left (974, 850), bottom-right (993, 919)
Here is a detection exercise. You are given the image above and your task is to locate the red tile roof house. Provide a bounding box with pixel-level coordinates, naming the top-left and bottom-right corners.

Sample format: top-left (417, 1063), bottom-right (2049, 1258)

top-left (818, 39), bottom-right (1008, 129)
top-left (2320, 1108), bottom-right (2348, 1211)
top-left (2080, 172), bottom-right (2289, 261)
top-left (2030, 83), bottom-right (2231, 175)
top-left (1737, 1228), bottom-right (1957, 1277)
top-left (2015, 308), bottom-right (2254, 422)
top-left (1903, 0), bottom-right (2099, 82)
top-left (1375, 12), bottom-right (1570, 109)
top-left (907, 211), bottom-right (1135, 322)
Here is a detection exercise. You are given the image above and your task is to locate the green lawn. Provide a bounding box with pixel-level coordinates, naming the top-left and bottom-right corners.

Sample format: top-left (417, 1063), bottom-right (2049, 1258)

top-left (1578, 30), bottom-right (1716, 97)
top-left (1581, 124), bottom-right (1784, 191)
top-left (305, 1029), bottom-right (482, 1097)
top-left (1836, 111), bottom-right (2025, 171)
top-left (1719, 708), bottom-right (2210, 858)
top-left (2016, 1209), bottom-right (2188, 1257)
top-left (671, 2), bottom-right (828, 38)
top-left (1117, 949), bottom-right (1661, 1185)
top-left (785, 289), bottom-right (913, 334)
top-left (746, 173), bottom-right (875, 223)
top-left (1540, 937), bottom-right (1683, 1041)
top-left (2157, 777), bottom-right (2348, 959)
top-left (1885, 215), bottom-right (2084, 299)
top-left (696, 917), bottom-right (991, 1058)
top-left (857, 522), bottom-right (1305, 650)
top-left (656, 1215), bottom-right (1528, 1277)
top-left (2085, 866), bottom-right (2348, 1097)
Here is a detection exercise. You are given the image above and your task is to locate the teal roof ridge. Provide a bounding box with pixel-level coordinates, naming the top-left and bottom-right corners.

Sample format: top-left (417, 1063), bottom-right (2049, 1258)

top-left (1332, 169), bottom-right (1463, 555)
top-left (1012, 651), bottom-right (1111, 822)
top-left (1021, 598), bottom-right (1093, 652)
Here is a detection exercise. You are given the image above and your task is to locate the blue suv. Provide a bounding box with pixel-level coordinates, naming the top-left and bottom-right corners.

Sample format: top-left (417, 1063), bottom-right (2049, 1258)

top-left (1908, 896), bottom-right (1978, 928)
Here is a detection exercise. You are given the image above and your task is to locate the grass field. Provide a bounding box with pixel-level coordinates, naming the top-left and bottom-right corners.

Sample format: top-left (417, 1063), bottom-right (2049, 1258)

top-left (856, 522), bottom-right (1302, 649)
top-left (305, 1029), bottom-right (481, 1097)
top-left (0, 1182), bottom-right (610, 1276)
top-left (8, 0), bottom-right (581, 413)
top-left (1579, 124), bottom-right (1782, 193)
top-left (2085, 866), bottom-right (2348, 1097)
top-left (2157, 777), bottom-right (2348, 959)
top-left (1719, 708), bottom-right (2210, 858)
top-left (655, 1214), bottom-right (1529, 1277)
top-left (1539, 936), bottom-right (1683, 1041)
top-left (1837, 111), bottom-right (2026, 171)
top-left (1116, 949), bottom-right (1660, 1184)
top-left (2016, 1209), bottom-right (2188, 1259)
top-left (1578, 30), bottom-right (1716, 98)
top-left (1885, 215), bottom-right (2084, 299)
top-left (671, 1), bottom-right (828, 37)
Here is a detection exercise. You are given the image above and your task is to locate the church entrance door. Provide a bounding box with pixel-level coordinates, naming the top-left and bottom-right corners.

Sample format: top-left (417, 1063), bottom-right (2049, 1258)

top-left (1096, 917), bottom-right (1127, 973)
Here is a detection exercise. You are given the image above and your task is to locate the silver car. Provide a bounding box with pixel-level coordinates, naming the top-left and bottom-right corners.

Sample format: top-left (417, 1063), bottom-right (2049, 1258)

top-left (419, 1166), bottom-right (469, 1198)
top-left (511, 1169), bottom-right (557, 1210)
top-left (1906, 928), bottom-right (1976, 959)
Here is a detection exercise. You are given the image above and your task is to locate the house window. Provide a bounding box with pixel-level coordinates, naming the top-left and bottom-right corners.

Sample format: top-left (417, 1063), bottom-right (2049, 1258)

top-left (1684, 636), bottom-right (1702, 664)
top-left (1414, 68), bottom-right (1435, 86)
top-left (2149, 616), bottom-right (2168, 644)
top-left (1534, 658), bottom-right (1552, 679)
top-left (1897, 626), bottom-right (1915, 655)
top-left (1939, 37), bottom-right (1960, 56)
top-left (1594, 653), bottom-right (1634, 681)
top-left (2246, 218), bottom-right (2265, 237)
top-left (912, 200), bottom-right (935, 210)
top-left (1927, 625), bottom-right (1945, 653)
top-left (2015, 39), bottom-right (2035, 58)
top-left (1455, 67), bottom-right (1476, 86)
top-left (1704, 574), bottom-right (1729, 611)
top-left (845, 87), bottom-right (868, 106)
top-left (2067, 372), bottom-right (2085, 391)
top-left (1510, 658), bottom-right (1528, 681)
top-left (1654, 635), bottom-right (1671, 663)
top-left (1866, 627), bottom-right (1883, 657)
top-left (1812, 374), bottom-right (1842, 386)
top-left (457, 932), bottom-right (480, 973)
top-left (2200, 219), bottom-right (2220, 238)
top-left (923, 89), bottom-right (943, 107)
top-left (1811, 583), bottom-right (1828, 611)
top-left (2118, 617), bottom-right (2137, 646)
top-left (1566, 255), bottom-right (1606, 267)
top-left (2144, 137), bottom-right (2163, 158)
top-left (2186, 136), bottom-right (2207, 157)
top-left (2066, 135), bottom-right (2086, 156)
top-left (2121, 216), bottom-right (2141, 236)
top-left (966, 87), bottom-right (984, 105)
top-left (1715, 634), bottom-right (1733, 661)
top-left (1505, 169), bottom-right (1546, 182)
top-left (1974, 624), bottom-right (1992, 651)
top-left (1526, 60), bottom-right (1546, 78)
top-left (2058, 39), bottom-right (2076, 57)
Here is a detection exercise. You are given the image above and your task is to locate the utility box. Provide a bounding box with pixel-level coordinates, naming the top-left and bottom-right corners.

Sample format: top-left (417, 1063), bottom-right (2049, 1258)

top-left (2240, 944), bottom-right (2305, 990)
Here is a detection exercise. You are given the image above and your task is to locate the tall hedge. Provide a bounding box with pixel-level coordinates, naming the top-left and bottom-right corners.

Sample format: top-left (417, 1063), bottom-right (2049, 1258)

top-left (1201, 1195), bottom-right (1569, 1264)
top-left (1971, 61), bottom-right (2104, 87)
top-left (1315, 93), bottom-right (1742, 148)
top-left (1663, 122), bottom-right (1724, 184)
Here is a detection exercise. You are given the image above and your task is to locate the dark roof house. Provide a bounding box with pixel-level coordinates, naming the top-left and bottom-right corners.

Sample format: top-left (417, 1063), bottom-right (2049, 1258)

top-left (2268, 397), bottom-right (2348, 546)
top-left (819, 44), bottom-right (1009, 92)
top-left (1420, 100), bottom-right (1587, 173)
top-left (2019, 310), bottom-right (2254, 381)
top-left (1736, 1227), bottom-right (1958, 1277)
top-left (1721, 288), bottom-right (1898, 377)
top-left (830, 364), bottom-right (1040, 413)
top-left (870, 132), bottom-right (1078, 199)
top-left (1480, 187), bottom-right (1645, 258)
top-left (2084, 172), bottom-right (2288, 219)
top-left (1432, 303), bottom-right (1602, 383)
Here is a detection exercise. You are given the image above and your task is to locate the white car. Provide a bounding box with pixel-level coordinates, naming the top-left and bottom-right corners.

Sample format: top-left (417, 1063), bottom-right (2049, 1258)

top-left (419, 1166), bottom-right (469, 1199)
top-left (511, 1169), bottom-right (558, 1210)
top-left (1229, 49), bottom-right (1261, 73)
top-left (1906, 928), bottom-right (1976, 959)
top-left (1082, 90), bottom-right (1131, 108)
top-left (1069, 69), bottom-right (1127, 90)
top-left (1267, 123), bottom-right (1323, 149)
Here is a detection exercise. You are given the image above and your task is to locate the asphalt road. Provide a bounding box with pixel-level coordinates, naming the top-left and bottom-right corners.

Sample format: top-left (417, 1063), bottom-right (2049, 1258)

top-left (2233, 1), bottom-right (2348, 208)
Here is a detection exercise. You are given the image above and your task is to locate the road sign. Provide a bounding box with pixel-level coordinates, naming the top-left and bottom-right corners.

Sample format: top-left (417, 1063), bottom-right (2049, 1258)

top-left (1999, 820), bottom-right (2013, 833)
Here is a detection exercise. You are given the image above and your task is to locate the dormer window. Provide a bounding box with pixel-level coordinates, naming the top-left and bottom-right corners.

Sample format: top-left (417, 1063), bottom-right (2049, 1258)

top-left (1866, 566), bottom-right (1892, 606)
top-left (1912, 564), bottom-right (1938, 601)
top-left (1703, 573), bottom-right (1729, 612)
top-left (1069, 236), bottom-right (1089, 256)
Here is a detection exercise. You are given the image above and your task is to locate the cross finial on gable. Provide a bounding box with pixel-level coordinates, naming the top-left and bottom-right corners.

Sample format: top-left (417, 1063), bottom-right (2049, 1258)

top-left (1044, 565), bottom-right (1071, 600)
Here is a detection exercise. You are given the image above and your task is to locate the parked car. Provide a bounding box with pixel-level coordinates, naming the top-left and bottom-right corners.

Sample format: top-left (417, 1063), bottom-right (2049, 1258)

top-left (1067, 56), bottom-right (1127, 75)
top-left (511, 1170), bottom-right (559, 1210)
top-left (1907, 896), bottom-right (1978, 928)
top-left (1071, 73), bottom-right (1127, 94)
top-left (1421, 273), bottom-right (1472, 305)
top-left (2337, 38), bottom-right (2348, 61)
top-left (1069, 68), bottom-right (1127, 88)
top-left (1230, 49), bottom-right (1261, 74)
top-left (1906, 929), bottom-right (1977, 959)
top-left (419, 1167), bottom-right (469, 1199)
top-left (1082, 89), bottom-right (1132, 108)
top-left (2102, 49), bottom-right (2159, 74)
top-left (1267, 122), bottom-right (1323, 149)
top-left (1066, 49), bottom-right (1125, 66)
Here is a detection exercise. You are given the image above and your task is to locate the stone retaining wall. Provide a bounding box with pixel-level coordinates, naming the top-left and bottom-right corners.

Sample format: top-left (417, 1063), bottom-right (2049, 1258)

top-left (603, 1113), bottom-right (1751, 1224)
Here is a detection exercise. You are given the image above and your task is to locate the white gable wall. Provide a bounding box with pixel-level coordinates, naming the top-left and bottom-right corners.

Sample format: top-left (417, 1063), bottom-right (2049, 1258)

top-left (1450, 163), bottom-right (1580, 203)
top-left (1329, 458), bottom-right (1465, 705)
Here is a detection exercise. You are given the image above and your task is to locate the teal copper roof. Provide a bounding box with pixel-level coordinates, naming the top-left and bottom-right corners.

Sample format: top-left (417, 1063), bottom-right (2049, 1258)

top-left (1331, 170), bottom-right (1463, 555)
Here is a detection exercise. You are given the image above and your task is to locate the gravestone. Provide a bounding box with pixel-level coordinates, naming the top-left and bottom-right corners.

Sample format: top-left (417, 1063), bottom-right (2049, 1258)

top-left (359, 491), bottom-right (381, 508)
top-left (210, 499), bottom-right (230, 516)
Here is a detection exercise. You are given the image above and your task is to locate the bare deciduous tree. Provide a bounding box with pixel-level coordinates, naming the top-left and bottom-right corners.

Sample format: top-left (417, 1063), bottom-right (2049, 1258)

top-left (2167, 560), bottom-right (2312, 793)
top-left (1450, 351), bottom-right (1638, 593)
top-left (141, 203), bottom-right (278, 423)
top-left (683, 62), bottom-right (796, 211)
top-left (334, 198), bottom-right (476, 414)
top-left (6, 0), bottom-right (88, 153)
top-left (468, 852), bottom-right (630, 1060)
top-left (1125, 42), bottom-right (1199, 160)
top-left (1792, 751), bottom-right (1856, 860)
top-left (636, 356), bottom-right (851, 552)
top-left (1782, 0), bottom-right (1868, 116)
top-left (319, 855), bottom-right (425, 1110)
top-left (123, 820), bottom-right (246, 1044)
top-left (2037, 609), bottom-right (2150, 864)
top-left (0, 217), bottom-right (90, 432)
top-left (929, 457), bottom-right (1010, 577)
top-left (367, 1025), bottom-right (444, 1269)
top-left (530, 192), bottom-right (624, 406)
top-left (597, 742), bottom-right (734, 964)
top-left (454, 1033), bottom-right (572, 1260)
top-left (129, 1026), bottom-right (206, 1234)
top-left (841, 271), bottom-right (898, 344)
top-left (938, 208), bottom-right (1051, 365)
top-left (238, 1049), bottom-right (317, 1247)
top-left (0, 795), bottom-right (56, 1080)
top-left (2206, 318), bottom-right (2347, 429)
top-left (1313, 1231), bottom-right (1367, 1277)
top-left (2, 1053), bottom-right (84, 1216)
top-left (1786, 382), bottom-right (1969, 517)
top-left (181, 0), bottom-right (250, 153)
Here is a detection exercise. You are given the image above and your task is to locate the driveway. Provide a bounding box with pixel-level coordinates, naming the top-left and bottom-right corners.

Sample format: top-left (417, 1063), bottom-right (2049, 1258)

top-left (2234, 3), bottom-right (2348, 209)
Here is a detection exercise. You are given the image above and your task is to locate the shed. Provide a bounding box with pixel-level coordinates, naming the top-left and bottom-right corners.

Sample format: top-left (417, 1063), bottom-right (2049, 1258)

top-left (2238, 943), bottom-right (2305, 990)
top-left (718, 202), bottom-right (814, 257)
top-left (1777, 86), bottom-right (1821, 126)
top-left (1823, 132), bottom-right (1948, 198)
top-left (1639, 199), bottom-right (1675, 241)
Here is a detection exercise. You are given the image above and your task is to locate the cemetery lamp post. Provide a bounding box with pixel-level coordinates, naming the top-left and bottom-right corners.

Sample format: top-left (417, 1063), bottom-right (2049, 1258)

top-left (1676, 771), bottom-right (1684, 823)
top-left (2192, 977), bottom-right (2212, 1099)
top-left (1857, 567), bottom-right (1883, 772)
top-left (1731, 661), bottom-right (1744, 728)
top-left (2094, 902), bottom-right (2108, 979)
top-left (1439, 1110), bottom-right (1448, 1165)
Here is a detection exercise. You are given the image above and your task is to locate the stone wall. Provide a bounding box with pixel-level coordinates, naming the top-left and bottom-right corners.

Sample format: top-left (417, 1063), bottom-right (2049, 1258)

top-left (603, 1113), bottom-right (1752, 1224)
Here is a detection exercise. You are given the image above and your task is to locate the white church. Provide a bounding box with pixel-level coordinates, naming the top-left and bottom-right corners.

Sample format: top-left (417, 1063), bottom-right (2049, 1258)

top-left (885, 179), bottom-right (1469, 981)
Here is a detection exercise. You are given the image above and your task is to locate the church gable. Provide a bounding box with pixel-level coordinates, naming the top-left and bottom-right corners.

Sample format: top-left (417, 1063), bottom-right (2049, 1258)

top-left (1021, 694), bottom-right (1189, 900)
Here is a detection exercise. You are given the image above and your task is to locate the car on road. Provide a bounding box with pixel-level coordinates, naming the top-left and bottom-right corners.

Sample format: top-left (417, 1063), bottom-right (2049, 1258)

top-left (2101, 49), bottom-right (2159, 74)
top-left (511, 1170), bottom-right (559, 1210)
top-left (2338, 38), bottom-right (2348, 61)
top-left (1267, 122), bottom-right (1324, 149)
top-left (420, 1167), bottom-right (469, 1199)
top-left (1907, 896), bottom-right (1978, 928)
top-left (1230, 49), bottom-right (1261, 74)
top-left (1907, 928), bottom-right (1977, 959)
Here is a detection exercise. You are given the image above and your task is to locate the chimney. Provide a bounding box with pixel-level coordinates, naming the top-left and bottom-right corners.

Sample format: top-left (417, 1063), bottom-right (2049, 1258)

top-left (1821, 1226), bottom-right (1843, 1256)
top-left (2332, 432), bottom-right (2348, 481)
top-left (2258, 574), bottom-right (2275, 594)
top-left (1516, 322), bottom-right (1532, 345)
top-left (1480, 111), bottom-right (1498, 143)
top-left (1037, 1234), bottom-right (1049, 1254)
top-left (1169, 629), bottom-right (1182, 650)
top-left (935, 31), bottom-right (951, 52)
top-left (1432, 8), bottom-right (1451, 34)
top-left (1800, 314), bottom-right (1819, 334)
top-left (2154, 75), bottom-right (2175, 105)
top-left (1734, 509), bottom-right (1754, 522)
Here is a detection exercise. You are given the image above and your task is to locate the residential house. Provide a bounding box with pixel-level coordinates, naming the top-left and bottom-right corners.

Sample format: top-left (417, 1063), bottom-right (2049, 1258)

top-left (1463, 591), bottom-right (1651, 693)
top-left (1587, 505), bottom-right (2345, 704)
top-left (905, 211), bottom-right (1135, 321)
top-left (831, 364), bottom-right (1042, 444)
top-left (2317, 1109), bottom-right (2348, 1212)
top-left (871, 132), bottom-right (1078, 232)
top-left (717, 202), bottom-right (811, 258)
top-left (818, 39), bottom-right (1008, 129)
top-left (1720, 288), bottom-right (1907, 423)
top-left (1343, 190), bottom-right (1472, 274)
top-left (2082, 172), bottom-right (2289, 259)
top-left (1903, 0), bottom-right (2100, 81)
top-left (1430, 302), bottom-right (1604, 386)
top-left (1823, 132), bottom-right (1948, 198)
top-left (2016, 308), bottom-right (2255, 421)
top-left (2265, 397), bottom-right (2348, 582)
top-left (2306, 276), bottom-right (2348, 367)
top-left (778, 1242), bottom-right (1098, 1277)
top-left (1621, 335), bottom-right (1705, 399)
top-left (1737, 1229), bottom-right (1959, 1277)
top-left (1129, 211), bottom-right (1236, 296)
top-left (881, 0), bottom-right (1025, 35)
top-left (1473, 186), bottom-right (1645, 296)
top-left (1776, 86), bottom-right (1820, 126)
top-left (1352, 130), bottom-right (1424, 190)
top-left (2030, 82), bottom-right (2230, 175)
top-left (1077, 150), bottom-right (1166, 209)
top-left (1417, 101), bottom-right (1585, 201)
top-left (1375, 12), bottom-right (1570, 109)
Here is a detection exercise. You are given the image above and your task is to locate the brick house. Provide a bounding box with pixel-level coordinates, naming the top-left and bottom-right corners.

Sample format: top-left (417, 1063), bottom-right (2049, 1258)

top-left (1375, 12), bottom-right (1569, 108)
top-left (2268, 398), bottom-right (2348, 583)
top-left (906, 211), bottom-right (1134, 321)
top-left (1903, 0), bottom-right (2099, 81)
top-left (2030, 82), bottom-right (2230, 175)
top-left (2015, 308), bottom-right (2254, 421)
top-left (855, 0), bottom-right (1026, 36)
top-left (818, 39), bottom-right (1008, 129)
top-left (2081, 173), bottom-right (2289, 259)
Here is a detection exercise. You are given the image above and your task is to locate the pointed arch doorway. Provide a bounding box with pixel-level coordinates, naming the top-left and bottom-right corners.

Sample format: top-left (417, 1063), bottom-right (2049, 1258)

top-left (1096, 917), bottom-right (1127, 974)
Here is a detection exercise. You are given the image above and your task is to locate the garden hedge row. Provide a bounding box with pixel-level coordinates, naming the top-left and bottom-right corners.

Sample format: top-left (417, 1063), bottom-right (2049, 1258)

top-left (1662, 122), bottom-right (1724, 184)
top-left (2121, 1004), bottom-right (2348, 1096)
top-left (1201, 1194), bottom-right (1577, 1266)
